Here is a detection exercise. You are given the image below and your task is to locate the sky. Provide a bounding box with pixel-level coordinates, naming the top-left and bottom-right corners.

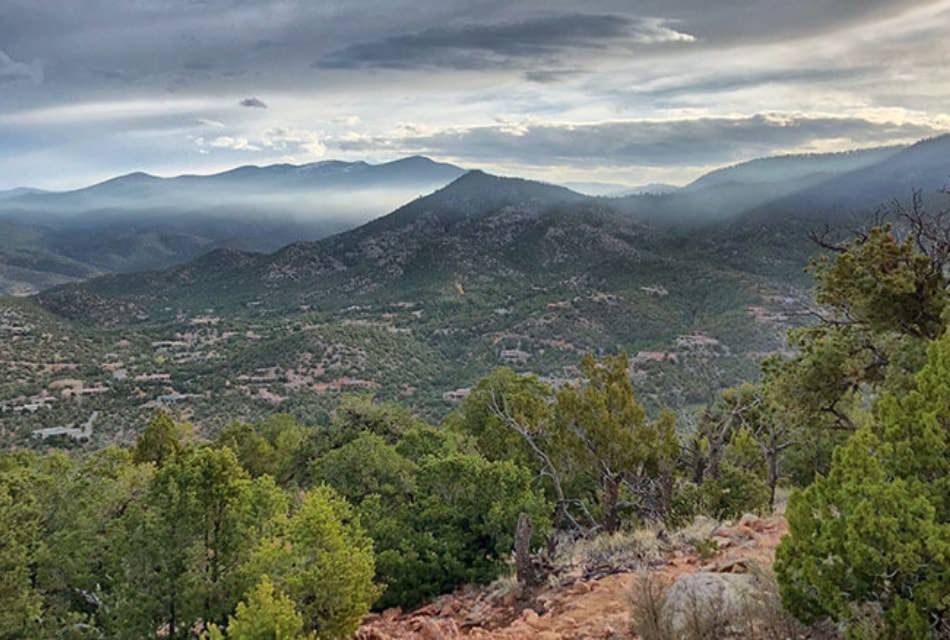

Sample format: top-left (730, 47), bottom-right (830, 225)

top-left (1, 0), bottom-right (949, 190)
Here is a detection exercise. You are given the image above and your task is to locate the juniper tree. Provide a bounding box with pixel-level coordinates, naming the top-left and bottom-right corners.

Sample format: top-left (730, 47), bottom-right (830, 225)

top-left (776, 327), bottom-right (950, 637)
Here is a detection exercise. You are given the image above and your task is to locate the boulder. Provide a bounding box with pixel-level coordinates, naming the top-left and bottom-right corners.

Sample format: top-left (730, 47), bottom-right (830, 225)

top-left (660, 572), bottom-right (758, 636)
top-left (738, 513), bottom-right (760, 528)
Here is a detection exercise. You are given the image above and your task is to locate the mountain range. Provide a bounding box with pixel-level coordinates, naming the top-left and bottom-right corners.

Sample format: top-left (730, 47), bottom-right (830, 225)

top-left (36, 135), bottom-right (950, 318)
top-left (0, 156), bottom-right (465, 295)
top-left (2, 135), bottom-right (948, 440)
top-left (7, 139), bottom-right (948, 299)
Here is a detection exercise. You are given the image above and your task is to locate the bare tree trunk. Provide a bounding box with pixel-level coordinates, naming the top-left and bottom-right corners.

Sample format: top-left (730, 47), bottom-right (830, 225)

top-left (660, 470), bottom-right (674, 521)
top-left (706, 440), bottom-right (724, 481)
top-left (767, 453), bottom-right (778, 512)
top-left (514, 512), bottom-right (536, 587)
top-left (692, 450), bottom-right (707, 484)
top-left (169, 519), bottom-right (179, 640)
top-left (602, 475), bottom-right (620, 533)
top-left (766, 429), bottom-right (780, 512)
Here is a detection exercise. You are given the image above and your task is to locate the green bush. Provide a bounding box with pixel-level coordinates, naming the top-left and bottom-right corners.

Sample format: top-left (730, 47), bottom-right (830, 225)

top-left (311, 432), bottom-right (416, 504)
top-left (245, 485), bottom-right (379, 639)
top-left (775, 330), bottom-right (950, 637)
top-left (205, 576), bottom-right (314, 640)
top-left (358, 453), bottom-right (551, 609)
top-left (683, 428), bottom-right (770, 522)
top-left (698, 465), bottom-right (770, 521)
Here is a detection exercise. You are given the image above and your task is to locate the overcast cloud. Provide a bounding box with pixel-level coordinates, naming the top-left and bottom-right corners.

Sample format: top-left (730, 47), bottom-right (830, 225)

top-left (0, 0), bottom-right (948, 189)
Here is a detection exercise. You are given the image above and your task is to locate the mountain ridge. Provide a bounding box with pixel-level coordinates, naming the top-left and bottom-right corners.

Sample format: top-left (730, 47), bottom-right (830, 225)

top-left (2, 156), bottom-right (465, 207)
top-left (0, 156), bottom-right (469, 295)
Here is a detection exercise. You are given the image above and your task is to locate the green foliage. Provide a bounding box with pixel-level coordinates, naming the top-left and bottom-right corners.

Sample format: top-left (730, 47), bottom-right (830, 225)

top-left (692, 427), bottom-right (770, 521)
top-left (312, 431), bottom-right (417, 504)
top-left (133, 412), bottom-right (193, 465)
top-left (392, 422), bottom-right (474, 462)
top-left (694, 538), bottom-right (719, 562)
top-left (110, 445), bottom-right (294, 639)
top-left (324, 395), bottom-right (425, 450)
top-left (445, 367), bottom-right (552, 468)
top-left (361, 452), bottom-right (550, 608)
top-left (697, 465), bottom-right (770, 522)
top-left (776, 329), bottom-right (950, 636)
top-left (415, 453), bottom-right (552, 580)
top-left (188, 447), bottom-right (259, 624)
top-left (245, 485), bottom-right (379, 639)
top-left (673, 432), bottom-right (770, 524)
top-left (215, 414), bottom-right (313, 486)
top-left (356, 496), bottom-right (441, 609)
top-left (765, 222), bottom-right (947, 485)
top-left (722, 426), bottom-right (766, 475)
top-left (205, 576), bottom-right (315, 640)
top-left (810, 224), bottom-right (947, 340)
top-left (0, 463), bottom-right (43, 639)
top-left (4, 429), bottom-right (376, 640)
top-left (553, 353), bottom-right (679, 529)
top-left (37, 449), bottom-right (151, 635)
top-left (314, 414), bottom-right (550, 609)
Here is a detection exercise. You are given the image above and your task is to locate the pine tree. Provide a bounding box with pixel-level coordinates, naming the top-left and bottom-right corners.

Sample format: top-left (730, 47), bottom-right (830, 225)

top-left (244, 486), bottom-right (379, 639)
top-left (205, 576), bottom-right (314, 640)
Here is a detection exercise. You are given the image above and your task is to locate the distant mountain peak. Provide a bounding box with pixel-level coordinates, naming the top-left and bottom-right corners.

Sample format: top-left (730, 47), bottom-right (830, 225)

top-left (296, 159), bottom-right (366, 170)
top-left (0, 186), bottom-right (48, 201)
top-left (98, 171), bottom-right (162, 185)
top-left (351, 169), bottom-right (588, 234)
top-left (684, 145), bottom-right (905, 192)
top-left (441, 169), bottom-right (583, 199)
top-left (386, 155), bottom-right (439, 165)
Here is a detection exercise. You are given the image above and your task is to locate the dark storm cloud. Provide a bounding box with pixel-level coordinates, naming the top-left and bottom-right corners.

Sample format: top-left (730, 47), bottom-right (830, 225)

top-left (239, 97), bottom-right (268, 108)
top-left (316, 14), bottom-right (694, 70)
top-left (522, 69), bottom-right (585, 84)
top-left (336, 115), bottom-right (947, 167)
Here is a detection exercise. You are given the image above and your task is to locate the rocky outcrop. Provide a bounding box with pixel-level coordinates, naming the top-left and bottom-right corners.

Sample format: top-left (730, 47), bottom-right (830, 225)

top-left (659, 572), bottom-right (759, 637)
top-left (357, 514), bottom-right (788, 639)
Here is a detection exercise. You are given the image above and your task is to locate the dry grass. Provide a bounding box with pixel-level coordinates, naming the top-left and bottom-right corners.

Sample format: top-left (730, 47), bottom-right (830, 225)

top-left (668, 515), bottom-right (720, 550)
top-left (484, 572), bottom-right (522, 603)
top-left (629, 572), bottom-right (675, 640)
top-left (568, 527), bottom-right (667, 578)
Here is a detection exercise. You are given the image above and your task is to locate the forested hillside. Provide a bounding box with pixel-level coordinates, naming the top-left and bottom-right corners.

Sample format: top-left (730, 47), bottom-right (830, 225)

top-left (4, 0), bottom-right (950, 636)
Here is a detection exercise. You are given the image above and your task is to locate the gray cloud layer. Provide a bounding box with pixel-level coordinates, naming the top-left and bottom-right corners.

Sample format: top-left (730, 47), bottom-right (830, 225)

top-left (0, 50), bottom-right (42, 84)
top-left (0, 1), bottom-right (948, 188)
top-left (335, 115), bottom-right (946, 168)
top-left (317, 14), bottom-right (694, 70)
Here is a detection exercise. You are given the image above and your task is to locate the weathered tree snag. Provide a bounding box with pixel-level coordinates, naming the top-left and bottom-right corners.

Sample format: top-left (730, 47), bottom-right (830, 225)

top-left (602, 476), bottom-right (620, 534)
top-left (514, 512), bottom-right (536, 587)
